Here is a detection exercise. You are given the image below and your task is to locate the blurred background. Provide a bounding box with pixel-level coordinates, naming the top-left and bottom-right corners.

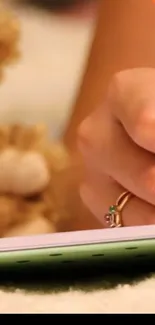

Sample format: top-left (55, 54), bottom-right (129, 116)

top-left (1, 0), bottom-right (98, 139)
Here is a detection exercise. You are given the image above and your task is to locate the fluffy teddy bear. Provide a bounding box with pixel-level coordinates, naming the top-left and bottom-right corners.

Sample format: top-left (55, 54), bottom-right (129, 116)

top-left (0, 123), bottom-right (71, 237)
top-left (0, 6), bottom-right (72, 237)
top-left (0, 4), bottom-right (99, 237)
top-left (0, 4), bottom-right (20, 80)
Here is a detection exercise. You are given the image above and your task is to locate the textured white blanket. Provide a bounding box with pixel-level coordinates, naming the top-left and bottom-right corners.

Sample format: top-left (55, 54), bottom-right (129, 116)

top-left (0, 276), bottom-right (155, 313)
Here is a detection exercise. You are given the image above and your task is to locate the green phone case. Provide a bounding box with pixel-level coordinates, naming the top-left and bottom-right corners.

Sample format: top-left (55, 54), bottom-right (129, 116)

top-left (0, 225), bottom-right (155, 272)
top-left (0, 238), bottom-right (155, 269)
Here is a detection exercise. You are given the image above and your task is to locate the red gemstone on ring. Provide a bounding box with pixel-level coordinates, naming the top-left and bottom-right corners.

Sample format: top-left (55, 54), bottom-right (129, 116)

top-left (105, 214), bottom-right (111, 223)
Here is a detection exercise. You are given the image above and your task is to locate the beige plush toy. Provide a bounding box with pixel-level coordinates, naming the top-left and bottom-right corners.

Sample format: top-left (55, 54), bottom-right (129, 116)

top-left (0, 6), bottom-right (20, 79)
top-left (0, 6), bottom-right (71, 237)
top-left (0, 4), bottom-right (99, 237)
top-left (0, 123), bottom-right (71, 237)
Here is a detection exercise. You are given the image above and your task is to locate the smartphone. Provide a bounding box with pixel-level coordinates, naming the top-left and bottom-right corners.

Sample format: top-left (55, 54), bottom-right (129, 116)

top-left (0, 225), bottom-right (155, 275)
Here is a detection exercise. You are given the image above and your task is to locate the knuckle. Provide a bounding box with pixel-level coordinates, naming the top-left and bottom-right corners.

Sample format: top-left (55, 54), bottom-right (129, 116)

top-left (77, 116), bottom-right (95, 147)
top-left (107, 73), bottom-right (121, 100)
top-left (77, 116), bottom-right (109, 171)
top-left (130, 103), bottom-right (153, 144)
top-left (108, 70), bottom-right (129, 100)
top-left (78, 115), bottom-right (107, 154)
top-left (108, 68), bottom-right (155, 101)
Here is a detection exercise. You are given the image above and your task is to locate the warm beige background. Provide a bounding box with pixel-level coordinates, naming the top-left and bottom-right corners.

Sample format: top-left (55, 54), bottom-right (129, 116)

top-left (1, 1), bottom-right (95, 138)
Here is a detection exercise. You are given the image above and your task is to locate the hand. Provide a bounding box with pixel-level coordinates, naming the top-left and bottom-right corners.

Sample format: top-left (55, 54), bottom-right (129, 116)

top-left (78, 68), bottom-right (155, 227)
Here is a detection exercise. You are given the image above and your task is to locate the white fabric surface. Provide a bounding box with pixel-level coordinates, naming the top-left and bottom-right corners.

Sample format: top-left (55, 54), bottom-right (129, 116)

top-left (0, 276), bottom-right (155, 313)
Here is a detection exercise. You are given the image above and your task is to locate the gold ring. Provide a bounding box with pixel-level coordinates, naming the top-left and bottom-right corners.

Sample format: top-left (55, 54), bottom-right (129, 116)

top-left (104, 191), bottom-right (132, 228)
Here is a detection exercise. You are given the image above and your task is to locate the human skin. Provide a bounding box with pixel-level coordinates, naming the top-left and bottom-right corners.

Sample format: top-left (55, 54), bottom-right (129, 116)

top-left (64, 0), bottom-right (155, 228)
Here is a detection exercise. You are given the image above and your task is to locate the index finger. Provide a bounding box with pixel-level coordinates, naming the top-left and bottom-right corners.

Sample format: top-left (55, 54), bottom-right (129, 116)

top-left (109, 68), bottom-right (155, 153)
